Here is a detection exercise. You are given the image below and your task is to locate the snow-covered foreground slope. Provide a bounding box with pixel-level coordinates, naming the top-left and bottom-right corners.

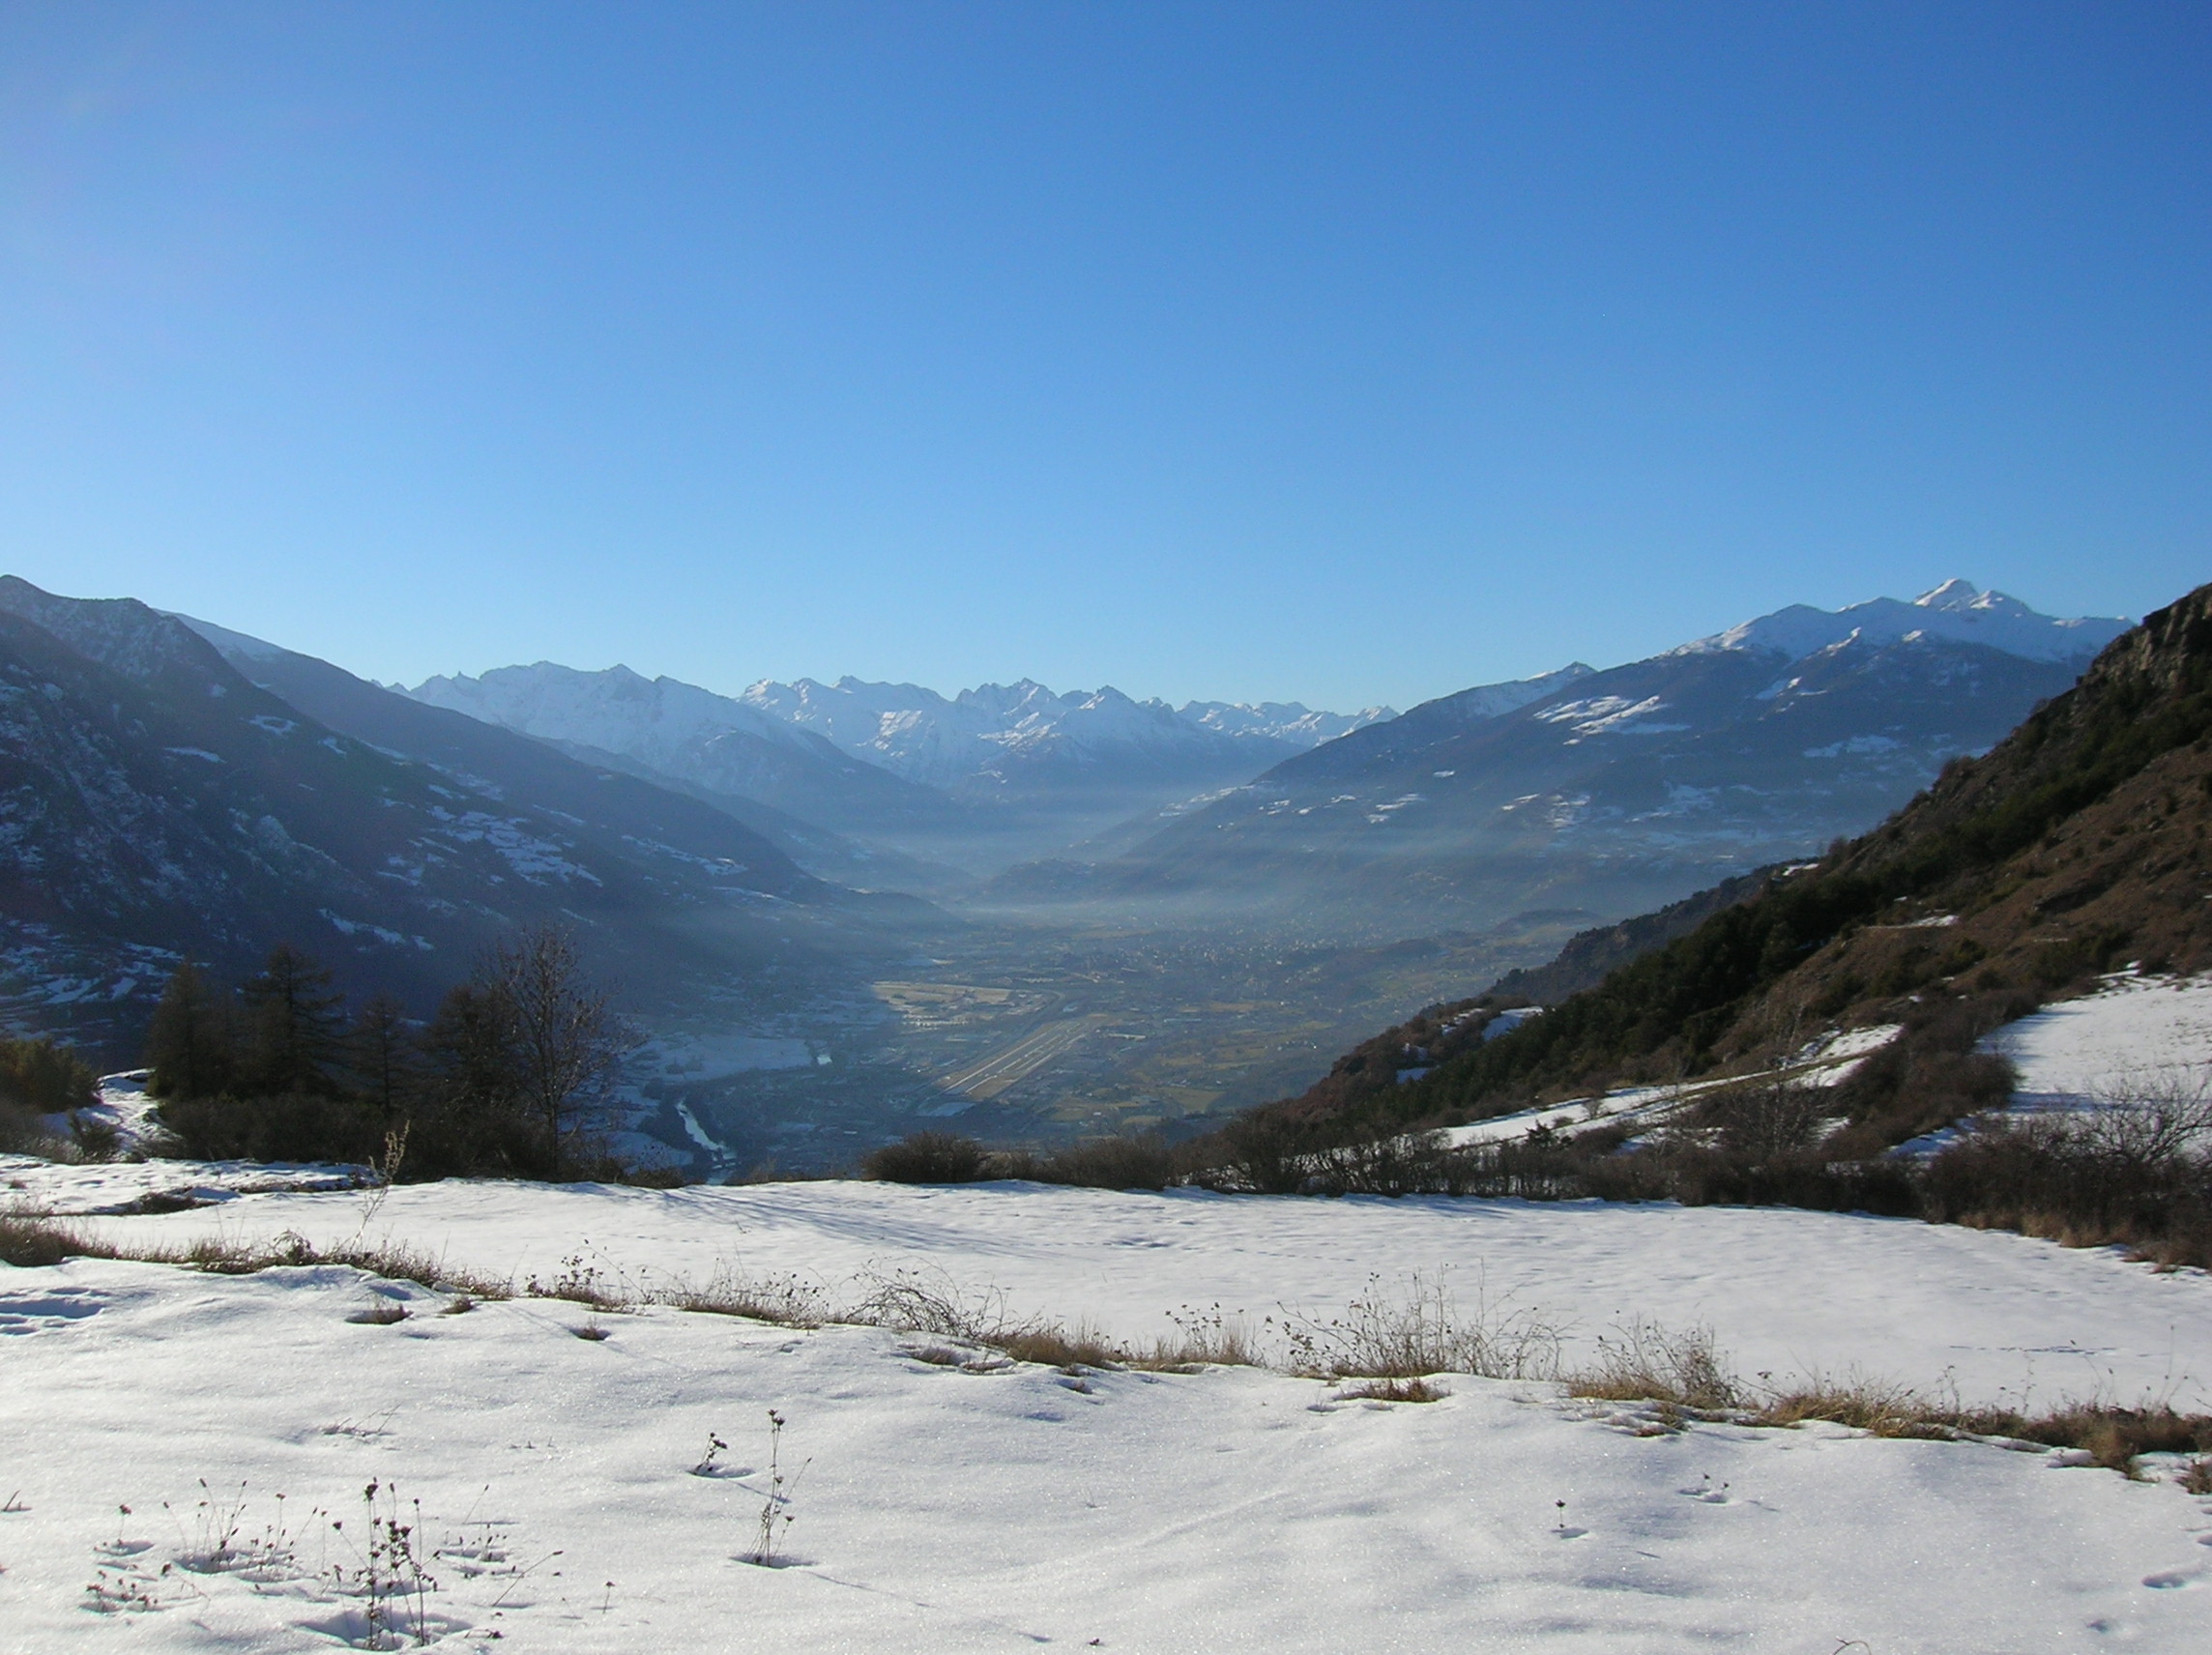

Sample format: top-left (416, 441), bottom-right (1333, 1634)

top-left (3, 1247), bottom-right (2210, 1654)
top-left (69, 1176), bottom-right (2212, 1402)
top-left (10, 1174), bottom-right (2212, 1648)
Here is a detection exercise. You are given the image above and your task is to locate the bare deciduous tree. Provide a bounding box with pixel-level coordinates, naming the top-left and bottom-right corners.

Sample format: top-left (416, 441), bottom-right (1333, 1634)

top-left (484, 925), bottom-right (630, 1178)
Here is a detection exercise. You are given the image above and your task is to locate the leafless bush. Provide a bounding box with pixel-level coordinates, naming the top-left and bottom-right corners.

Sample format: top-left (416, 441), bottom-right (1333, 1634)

top-left (853, 1263), bottom-right (1028, 1344)
top-left (0, 1101), bottom-right (79, 1161)
top-left (1007, 1132), bottom-right (1181, 1191)
top-left (1570, 1321), bottom-right (1741, 1410)
top-left (1280, 1270), bottom-right (1562, 1380)
top-left (1921, 1072), bottom-right (2212, 1265)
top-left (647, 1261), bottom-right (830, 1327)
top-left (861, 1131), bottom-right (992, 1183)
top-left (1698, 1083), bottom-right (1829, 1164)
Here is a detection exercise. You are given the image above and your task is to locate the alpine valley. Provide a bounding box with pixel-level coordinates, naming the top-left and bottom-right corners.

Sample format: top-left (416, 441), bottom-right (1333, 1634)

top-left (0, 575), bottom-right (2126, 1172)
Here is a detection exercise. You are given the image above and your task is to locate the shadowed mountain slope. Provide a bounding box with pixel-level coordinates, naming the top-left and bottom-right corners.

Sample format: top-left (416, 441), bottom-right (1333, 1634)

top-left (1076, 585), bottom-right (2120, 943)
top-left (0, 578), bottom-right (893, 1059)
top-left (1249, 580), bottom-right (2212, 1142)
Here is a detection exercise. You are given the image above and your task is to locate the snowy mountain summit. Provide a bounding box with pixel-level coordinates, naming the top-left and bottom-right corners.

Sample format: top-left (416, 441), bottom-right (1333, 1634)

top-left (1677, 579), bottom-right (2126, 666)
top-left (734, 675), bottom-right (1395, 791)
top-left (408, 663), bottom-right (1393, 804)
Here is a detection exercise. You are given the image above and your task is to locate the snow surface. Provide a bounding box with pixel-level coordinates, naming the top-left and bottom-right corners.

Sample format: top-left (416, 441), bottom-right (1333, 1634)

top-left (1988, 972), bottom-right (2212, 1110)
top-left (60, 1176), bottom-right (2212, 1404)
top-left (7, 1176), bottom-right (2212, 1651)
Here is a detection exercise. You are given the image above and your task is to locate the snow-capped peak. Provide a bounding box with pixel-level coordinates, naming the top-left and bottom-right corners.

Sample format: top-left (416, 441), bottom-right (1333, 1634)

top-left (1676, 582), bottom-right (2126, 667)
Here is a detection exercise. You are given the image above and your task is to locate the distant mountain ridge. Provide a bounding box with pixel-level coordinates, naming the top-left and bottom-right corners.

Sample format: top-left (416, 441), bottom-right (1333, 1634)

top-left (0, 577), bottom-right (892, 1060)
top-left (729, 674), bottom-right (1396, 792)
top-left (409, 664), bottom-right (1396, 803)
top-left (1673, 578), bottom-right (2122, 666)
top-left (1045, 583), bottom-right (2127, 942)
top-left (402, 662), bottom-right (1403, 875)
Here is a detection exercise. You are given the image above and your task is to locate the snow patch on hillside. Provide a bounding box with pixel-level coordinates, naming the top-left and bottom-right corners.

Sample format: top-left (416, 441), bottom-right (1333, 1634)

top-left (1986, 972), bottom-right (2212, 1109)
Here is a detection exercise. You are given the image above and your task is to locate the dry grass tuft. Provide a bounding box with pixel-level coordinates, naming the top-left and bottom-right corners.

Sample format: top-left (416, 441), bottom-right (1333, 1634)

top-left (646, 1263), bottom-right (828, 1327)
top-left (997, 1323), bottom-right (1123, 1370)
top-left (0, 1210), bottom-right (120, 1267)
top-left (1285, 1271), bottom-right (1561, 1381)
top-left (1570, 1321), bottom-right (1741, 1411)
top-left (1338, 1376), bottom-right (1448, 1404)
top-left (1565, 1322), bottom-right (2212, 1475)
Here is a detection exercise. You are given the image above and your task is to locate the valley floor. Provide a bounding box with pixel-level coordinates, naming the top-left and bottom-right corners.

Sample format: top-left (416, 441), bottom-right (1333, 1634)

top-left (5, 1173), bottom-right (2212, 1649)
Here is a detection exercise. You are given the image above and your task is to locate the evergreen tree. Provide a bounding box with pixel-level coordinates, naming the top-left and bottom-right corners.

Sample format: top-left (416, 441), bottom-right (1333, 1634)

top-left (241, 944), bottom-right (346, 1096)
top-left (0, 1035), bottom-right (98, 1114)
top-left (349, 994), bottom-right (418, 1122)
top-left (143, 962), bottom-right (237, 1100)
top-left (409, 981), bottom-right (513, 1173)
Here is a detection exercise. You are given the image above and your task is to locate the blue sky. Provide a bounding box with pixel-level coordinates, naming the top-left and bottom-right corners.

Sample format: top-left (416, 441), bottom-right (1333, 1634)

top-left (1, 2), bottom-right (2204, 711)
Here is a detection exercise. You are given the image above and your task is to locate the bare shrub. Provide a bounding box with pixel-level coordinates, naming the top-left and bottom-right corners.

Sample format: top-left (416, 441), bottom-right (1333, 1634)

top-left (1921, 1072), bottom-right (2212, 1266)
top-left (1012, 1132), bottom-right (1180, 1191)
top-left (1282, 1270), bottom-right (1561, 1380)
top-left (862, 1131), bottom-right (991, 1184)
top-left (0, 1101), bottom-right (80, 1161)
top-left (1570, 1321), bottom-right (1741, 1410)
top-left (854, 1263), bottom-right (1026, 1344)
top-left (1698, 1083), bottom-right (1828, 1164)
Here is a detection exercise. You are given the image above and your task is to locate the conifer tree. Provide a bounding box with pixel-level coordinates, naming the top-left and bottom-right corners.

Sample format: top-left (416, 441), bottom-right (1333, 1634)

top-left (143, 962), bottom-right (237, 1100)
top-left (349, 994), bottom-right (418, 1123)
top-left (242, 944), bottom-right (346, 1095)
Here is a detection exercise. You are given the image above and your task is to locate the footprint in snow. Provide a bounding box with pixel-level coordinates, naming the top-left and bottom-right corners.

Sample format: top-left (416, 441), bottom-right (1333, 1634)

top-left (0, 1288), bottom-right (108, 1334)
top-left (2142, 1570), bottom-right (2203, 1589)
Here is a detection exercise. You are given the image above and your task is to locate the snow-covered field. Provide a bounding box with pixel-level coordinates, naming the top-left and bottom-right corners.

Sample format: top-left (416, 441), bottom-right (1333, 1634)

top-left (52, 1175), bottom-right (2212, 1402)
top-left (12, 966), bottom-right (2212, 1655)
top-left (7, 1169), bottom-right (2212, 1651)
top-left (1991, 972), bottom-right (2212, 1111)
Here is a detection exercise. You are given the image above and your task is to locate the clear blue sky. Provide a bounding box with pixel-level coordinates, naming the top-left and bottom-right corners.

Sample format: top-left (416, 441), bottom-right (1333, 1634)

top-left (1, 2), bottom-right (2204, 711)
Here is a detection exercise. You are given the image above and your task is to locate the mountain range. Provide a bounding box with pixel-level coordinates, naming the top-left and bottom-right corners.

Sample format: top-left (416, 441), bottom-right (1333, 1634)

top-left (0, 577), bottom-right (910, 1060)
top-left (403, 665), bottom-right (1398, 877)
top-left (1019, 582), bottom-right (2128, 942)
top-left (0, 570), bottom-right (2133, 1166)
top-left (1248, 576), bottom-right (2212, 1160)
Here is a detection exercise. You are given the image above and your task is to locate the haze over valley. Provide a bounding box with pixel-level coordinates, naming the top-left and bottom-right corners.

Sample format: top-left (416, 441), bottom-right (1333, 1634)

top-left (0, 572), bottom-right (2126, 1175)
